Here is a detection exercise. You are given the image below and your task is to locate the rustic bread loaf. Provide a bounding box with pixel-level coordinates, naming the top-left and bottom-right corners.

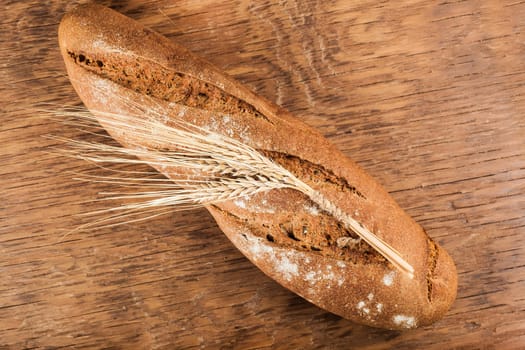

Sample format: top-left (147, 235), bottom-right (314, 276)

top-left (58, 4), bottom-right (457, 330)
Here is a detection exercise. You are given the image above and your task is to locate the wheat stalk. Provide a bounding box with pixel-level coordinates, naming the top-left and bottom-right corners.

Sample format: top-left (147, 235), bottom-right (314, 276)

top-left (53, 95), bottom-right (414, 278)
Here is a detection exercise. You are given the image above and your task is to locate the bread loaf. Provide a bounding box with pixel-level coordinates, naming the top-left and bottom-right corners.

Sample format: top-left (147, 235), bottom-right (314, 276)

top-left (58, 4), bottom-right (457, 330)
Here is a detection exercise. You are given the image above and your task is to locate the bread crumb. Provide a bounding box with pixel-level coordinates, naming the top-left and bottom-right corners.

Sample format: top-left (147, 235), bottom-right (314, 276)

top-left (357, 301), bottom-right (365, 310)
top-left (393, 315), bottom-right (417, 328)
top-left (367, 293), bottom-right (374, 301)
top-left (383, 271), bottom-right (395, 286)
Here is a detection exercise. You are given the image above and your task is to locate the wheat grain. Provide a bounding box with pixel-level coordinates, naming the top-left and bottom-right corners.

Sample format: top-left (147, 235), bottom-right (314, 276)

top-left (52, 95), bottom-right (414, 278)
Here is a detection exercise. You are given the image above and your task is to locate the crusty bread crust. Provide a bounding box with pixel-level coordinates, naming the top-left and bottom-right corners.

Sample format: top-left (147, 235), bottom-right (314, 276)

top-left (58, 4), bottom-right (457, 329)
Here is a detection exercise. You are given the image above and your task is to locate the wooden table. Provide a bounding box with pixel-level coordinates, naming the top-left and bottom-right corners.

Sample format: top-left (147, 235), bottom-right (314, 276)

top-left (2, 1), bottom-right (524, 348)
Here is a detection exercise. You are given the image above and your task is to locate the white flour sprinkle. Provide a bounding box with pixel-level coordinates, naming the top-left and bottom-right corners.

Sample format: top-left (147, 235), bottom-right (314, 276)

top-left (383, 271), bottom-right (396, 286)
top-left (305, 271), bottom-right (318, 284)
top-left (357, 295), bottom-right (384, 319)
top-left (276, 255), bottom-right (299, 281)
top-left (233, 198), bottom-right (247, 209)
top-left (253, 197), bottom-right (276, 214)
top-left (245, 235), bottom-right (273, 260)
top-left (243, 234), bottom-right (298, 281)
top-left (393, 315), bottom-right (417, 328)
top-left (324, 271), bottom-right (335, 281)
top-left (376, 303), bottom-right (383, 313)
top-left (304, 204), bottom-right (319, 216)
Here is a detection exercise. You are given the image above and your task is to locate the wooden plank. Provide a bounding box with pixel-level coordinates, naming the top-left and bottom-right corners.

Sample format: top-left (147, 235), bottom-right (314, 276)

top-left (1, 0), bottom-right (524, 348)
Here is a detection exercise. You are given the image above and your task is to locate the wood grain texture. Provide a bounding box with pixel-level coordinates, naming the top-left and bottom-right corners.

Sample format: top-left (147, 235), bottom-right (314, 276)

top-left (1, 0), bottom-right (524, 348)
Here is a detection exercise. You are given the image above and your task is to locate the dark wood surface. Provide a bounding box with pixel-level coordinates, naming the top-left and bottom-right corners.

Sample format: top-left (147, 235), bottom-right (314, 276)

top-left (1, 0), bottom-right (524, 348)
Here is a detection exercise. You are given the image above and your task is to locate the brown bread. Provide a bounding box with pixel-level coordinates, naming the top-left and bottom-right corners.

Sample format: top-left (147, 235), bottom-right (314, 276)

top-left (58, 4), bottom-right (457, 330)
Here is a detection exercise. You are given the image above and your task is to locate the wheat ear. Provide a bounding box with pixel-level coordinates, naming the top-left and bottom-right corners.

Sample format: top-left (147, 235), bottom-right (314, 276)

top-left (54, 101), bottom-right (414, 278)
